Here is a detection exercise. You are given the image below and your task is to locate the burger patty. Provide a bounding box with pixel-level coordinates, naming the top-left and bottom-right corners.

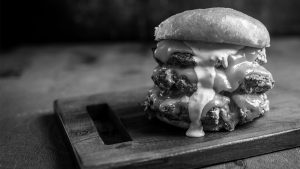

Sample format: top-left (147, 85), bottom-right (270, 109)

top-left (238, 73), bottom-right (274, 94)
top-left (151, 66), bottom-right (197, 96)
top-left (152, 66), bottom-right (274, 97)
top-left (166, 52), bottom-right (196, 67)
top-left (144, 88), bottom-right (190, 123)
top-left (145, 90), bottom-right (239, 131)
top-left (154, 51), bottom-right (266, 68)
top-left (145, 88), bottom-right (269, 131)
top-left (201, 106), bottom-right (239, 131)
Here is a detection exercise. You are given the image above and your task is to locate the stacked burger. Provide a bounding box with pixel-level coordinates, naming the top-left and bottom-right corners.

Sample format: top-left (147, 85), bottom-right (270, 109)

top-left (144, 8), bottom-right (274, 137)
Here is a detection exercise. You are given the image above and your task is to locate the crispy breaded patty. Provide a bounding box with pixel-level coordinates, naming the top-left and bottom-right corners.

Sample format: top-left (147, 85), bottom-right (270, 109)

top-left (238, 73), bottom-right (274, 94)
top-left (152, 66), bottom-right (274, 98)
top-left (201, 106), bottom-right (239, 131)
top-left (166, 52), bottom-right (196, 67)
top-left (144, 87), bottom-right (270, 131)
top-left (151, 66), bottom-right (197, 96)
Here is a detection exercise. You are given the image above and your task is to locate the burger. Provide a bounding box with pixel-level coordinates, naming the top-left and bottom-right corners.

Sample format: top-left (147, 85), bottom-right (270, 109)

top-left (144, 8), bottom-right (274, 137)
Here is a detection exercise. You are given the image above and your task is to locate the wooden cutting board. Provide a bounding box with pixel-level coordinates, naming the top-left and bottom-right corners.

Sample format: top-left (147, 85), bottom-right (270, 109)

top-left (54, 85), bottom-right (300, 169)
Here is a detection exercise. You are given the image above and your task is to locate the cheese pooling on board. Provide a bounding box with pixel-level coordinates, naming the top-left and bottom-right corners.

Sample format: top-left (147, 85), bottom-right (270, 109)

top-left (146, 39), bottom-right (273, 137)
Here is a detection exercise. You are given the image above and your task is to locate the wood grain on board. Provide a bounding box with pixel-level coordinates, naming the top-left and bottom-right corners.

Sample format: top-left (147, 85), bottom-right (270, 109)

top-left (55, 84), bottom-right (300, 169)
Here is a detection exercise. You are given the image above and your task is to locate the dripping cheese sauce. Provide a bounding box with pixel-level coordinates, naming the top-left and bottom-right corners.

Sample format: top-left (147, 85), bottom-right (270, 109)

top-left (154, 40), bottom-right (269, 137)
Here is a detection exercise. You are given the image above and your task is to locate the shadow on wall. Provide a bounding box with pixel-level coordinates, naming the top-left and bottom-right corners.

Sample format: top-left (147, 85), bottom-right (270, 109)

top-left (1, 0), bottom-right (300, 50)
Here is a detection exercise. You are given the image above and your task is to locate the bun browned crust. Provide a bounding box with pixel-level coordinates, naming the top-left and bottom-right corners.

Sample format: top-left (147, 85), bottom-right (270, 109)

top-left (155, 8), bottom-right (270, 48)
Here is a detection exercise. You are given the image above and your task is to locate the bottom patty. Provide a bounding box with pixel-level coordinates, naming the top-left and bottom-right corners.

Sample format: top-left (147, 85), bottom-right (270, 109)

top-left (201, 106), bottom-right (239, 131)
top-left (145, 87), bottom-right (269, 131)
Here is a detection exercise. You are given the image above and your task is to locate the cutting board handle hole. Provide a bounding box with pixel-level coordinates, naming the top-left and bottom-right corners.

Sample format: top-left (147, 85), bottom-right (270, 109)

top-left (87, 104), bottom-right (132, 145)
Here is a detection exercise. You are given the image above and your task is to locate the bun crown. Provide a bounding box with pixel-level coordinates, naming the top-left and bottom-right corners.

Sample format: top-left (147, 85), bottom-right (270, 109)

top-left (155, 8), bottom-right (270, 48)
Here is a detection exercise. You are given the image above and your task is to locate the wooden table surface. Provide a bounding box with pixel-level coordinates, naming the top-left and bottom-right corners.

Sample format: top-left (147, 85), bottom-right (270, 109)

top-left (1, 37), bottom-right (300, 169)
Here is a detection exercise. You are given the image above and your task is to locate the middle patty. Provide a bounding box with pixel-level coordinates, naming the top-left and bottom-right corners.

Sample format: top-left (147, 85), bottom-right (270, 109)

top-left (151, 65), bottom-right (274, 96)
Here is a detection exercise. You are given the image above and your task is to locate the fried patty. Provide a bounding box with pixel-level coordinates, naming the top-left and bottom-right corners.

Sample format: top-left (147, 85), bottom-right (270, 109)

top-left (153, 51), bottom-right (266, 68)
top-left (151, 66), bottom-right (197, 96)
top-left (152, 66), bottom-right (274, 97)
top-left (201, 106), bottom-right (239, 131)
top-left (238, 73), bottom-right (274, 94)
top-left (145, 88), bottom-right (269, 131)
top-left (166, 52), bottom-right (196, 67)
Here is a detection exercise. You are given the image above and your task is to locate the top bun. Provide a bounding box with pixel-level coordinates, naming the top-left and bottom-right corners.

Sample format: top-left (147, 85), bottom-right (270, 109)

top-left (155, 8), bottom-right (270, 48)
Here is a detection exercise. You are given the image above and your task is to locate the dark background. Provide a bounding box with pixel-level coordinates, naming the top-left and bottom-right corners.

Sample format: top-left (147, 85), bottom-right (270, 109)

top-left (1, 0), bottom-right (300, 51)
top-left (1, 1), bottom-right (300, 169)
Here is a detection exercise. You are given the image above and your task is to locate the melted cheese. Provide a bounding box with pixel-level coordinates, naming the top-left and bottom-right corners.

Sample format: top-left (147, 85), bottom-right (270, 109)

top-left (185, 41), bottom-right (243, 67)
top-left (232, 94), bottom-right (269, 119)
top-left (184, 41), bottom-right (241, 137)
top-left (214, 70), bottom-right (232, 92)
top-left (186, 66), bottom-right (215, 137)
top-left (202, 94), bottom-right (230, 117)
top-left (153, 40), bottom-right (269, 137)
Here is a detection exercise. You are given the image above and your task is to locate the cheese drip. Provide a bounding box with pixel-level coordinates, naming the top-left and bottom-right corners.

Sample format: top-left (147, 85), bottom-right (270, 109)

top-left (153, 40), bottom-right (270, 137)
top-left (187, 66), bottom-right (215, 137)
top-left (185, 42), bottom-right (240, 137)
top-left (181, 41), bottom-right (243, 137)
